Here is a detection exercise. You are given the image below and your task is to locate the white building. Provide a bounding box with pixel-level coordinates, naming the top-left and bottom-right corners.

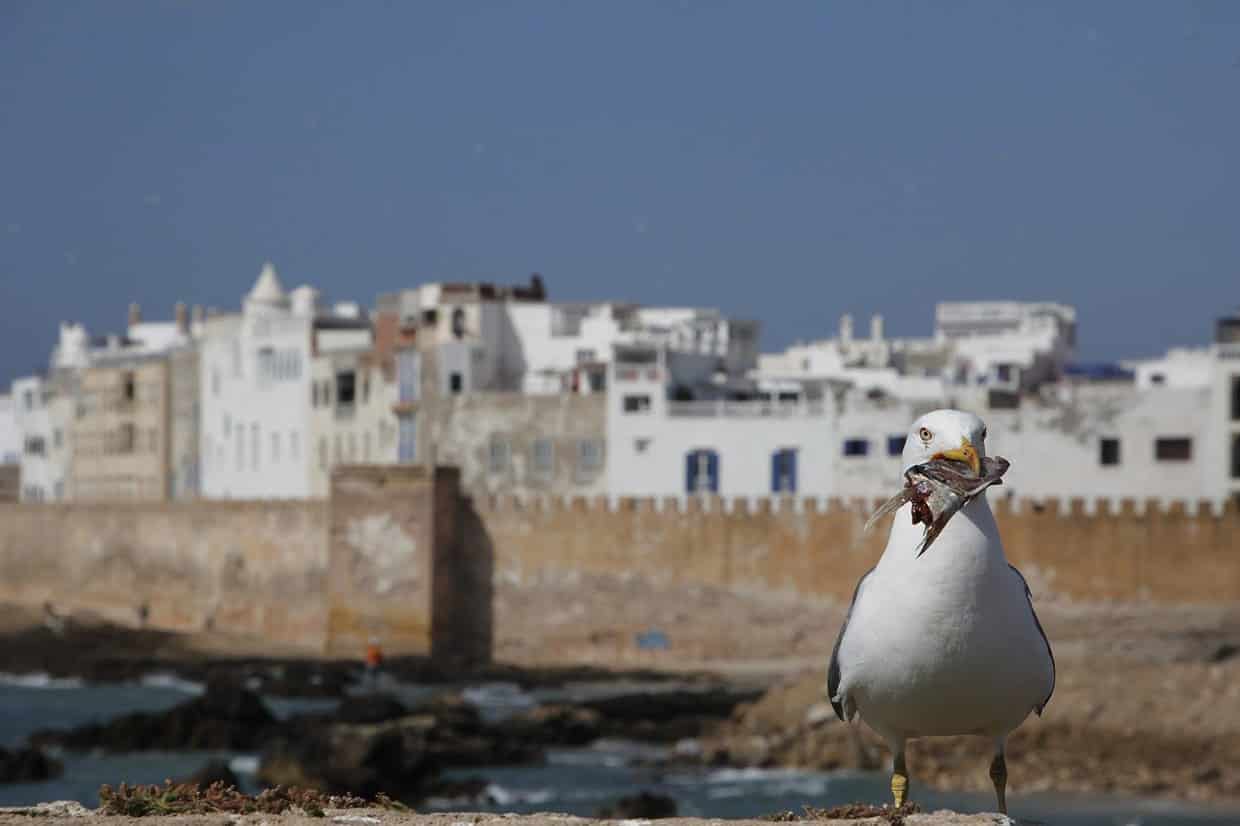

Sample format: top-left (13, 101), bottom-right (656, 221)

top-left (0, 393), bottom-right (19, 466)
top-left (10, 375), bottom-right (73, 502)
top-left (378, 277), bottom-right (760, 398)
top-left (199, 264), bottom-right (390, 499)
top-left (200, 265), bottom-right (321, 499)
top-left (307, 312), bottom-right (399, 498)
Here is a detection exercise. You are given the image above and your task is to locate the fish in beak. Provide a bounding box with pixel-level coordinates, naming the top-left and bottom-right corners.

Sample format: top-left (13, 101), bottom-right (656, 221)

top-left (932, 437), bottom-right (981, 477)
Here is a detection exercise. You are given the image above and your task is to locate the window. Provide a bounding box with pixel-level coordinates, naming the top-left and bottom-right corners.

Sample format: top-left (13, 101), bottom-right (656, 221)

top-left (24, 436), bottom-right (46, 456)
top-left (22, 389), bottom-right (35, 411)
top-left (488, 435), bottom-right (510, 474)
top-left (531, 439), bottom-right (554, 477)
top-left (578, 439), bottom-right (604, 476)
top-left (887, 435), bottom-right (906, 456)
top-left (1231, 434), bottom-right (1240, 480)
top-left (988, 389), bottom-right (1020, 410)
top-left (257, 347), bottom-right (276, 381)
top-left (398, 415), bottom-right (416, 463)
top-left (398, 350), bottom-right (421, 403)
top-left (290, 431), bottom-right (300, 462)
top-left (449, 372), bottom-right (463, 394)
top-left (1155, 437), bottom-right (1192, 462)
top-left (1149, 373), bottom-right (1166, 385)
top-left (347, 433), bottom-right (356, 461)
top-left (334, 434), bottom-right (342, 464)
top-left (843, 438), bottom-right (869, 457)
top-left (362, 373), bottom-right (370, 404)
top-left (122, 372), bottom-right (136, 402)
top-left (319, 437), bottom-right (328, 470)
top-left (1231, 376), bottom-right (1240, 422)
top-left (575, 348), bottom-right (597, 364)
top-left (336, 371), bottom-right (356, 406)
top-left (53, 429), bottom-right (63, 450)
top-left (118, 423), bottom-right (135, 454)
top-left (623, 394), bottom-right (651, 413)
top-left (363, 431), bottom-right (371, 461)
top-left (251, 424), bottom-right (260, 470)
top-left (685, 448), bottom-right (719, 493)
top-left (271, 432), bottom-right (281, 463)
top-left (1099, 438), bottom-right (1120, 466)
top-left (771, 449), bottom-right (797, 494)
top-left (311, 383), bottom-right (319, 407)
top-left (995, 364), bottom-right (1014, 384)
top-left (451, 307), bottom-right (466, 339)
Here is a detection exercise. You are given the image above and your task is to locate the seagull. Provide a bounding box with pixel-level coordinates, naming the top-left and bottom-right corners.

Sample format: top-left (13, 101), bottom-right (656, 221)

top-left (827, 409), bottom-right (1054, 814)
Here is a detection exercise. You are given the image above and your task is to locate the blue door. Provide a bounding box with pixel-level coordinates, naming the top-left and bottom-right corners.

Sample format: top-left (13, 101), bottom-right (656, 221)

top-left (685, 449), bottom-right (720, 494)
top-left (771, 448), bottom-right (797, 493)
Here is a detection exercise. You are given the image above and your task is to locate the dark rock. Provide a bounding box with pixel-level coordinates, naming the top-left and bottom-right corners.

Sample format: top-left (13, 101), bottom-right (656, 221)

top-left (596, 791), bottom-right (678, 819)
top-left (496, 704), bottom-right (602, 746)
top-left (174, 758), bottom-right (240, 790)
top-left (1208, 643), bottom-right (1238, 663)
top-left (583, 687), bottom-right (763, 742)
top-left (0, 746), bottom-right (64, 784)
top-left (334, 693), bottom-right (408, 724)
top-left (31, 675), bottom-right (277, 752)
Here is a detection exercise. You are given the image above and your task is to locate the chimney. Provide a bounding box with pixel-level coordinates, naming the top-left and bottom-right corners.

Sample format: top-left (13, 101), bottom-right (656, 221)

top-left (870, 314), bottom-right (884, 341)
top-left (839, 314), bottom-right (853, 344)
top-left (174, 302), bottom-right (188, 334)
top-left (128, 302), bottom-right (141, 327)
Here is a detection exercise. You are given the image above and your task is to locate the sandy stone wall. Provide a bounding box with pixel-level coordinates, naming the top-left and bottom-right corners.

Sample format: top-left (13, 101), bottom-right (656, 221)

top-left (476, 494), bottom-right (1240, 606)
top-left (0, 499), bottom-right (328, 644)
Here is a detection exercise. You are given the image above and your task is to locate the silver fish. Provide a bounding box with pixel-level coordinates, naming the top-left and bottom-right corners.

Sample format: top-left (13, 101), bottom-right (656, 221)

top-left (864, 456), bottom-right (1011, 557)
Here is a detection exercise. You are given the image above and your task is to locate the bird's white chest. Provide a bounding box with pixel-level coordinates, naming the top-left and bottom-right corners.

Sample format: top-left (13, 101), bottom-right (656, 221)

top-left (838, 499), bottom-right (1048, 739)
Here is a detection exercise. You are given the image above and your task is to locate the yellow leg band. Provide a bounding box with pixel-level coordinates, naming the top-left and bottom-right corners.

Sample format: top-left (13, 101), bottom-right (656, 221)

top-left (891, 772), bottom-right (908, 808)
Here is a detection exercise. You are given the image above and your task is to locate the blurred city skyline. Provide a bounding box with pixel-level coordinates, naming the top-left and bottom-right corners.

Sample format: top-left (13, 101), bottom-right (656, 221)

top-left (3, 1), bottom-right (1239, 384)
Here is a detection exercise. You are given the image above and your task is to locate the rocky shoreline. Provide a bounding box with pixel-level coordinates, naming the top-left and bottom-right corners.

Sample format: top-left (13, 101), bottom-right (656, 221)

top-left (4, 601), bottom-right (1240, 810)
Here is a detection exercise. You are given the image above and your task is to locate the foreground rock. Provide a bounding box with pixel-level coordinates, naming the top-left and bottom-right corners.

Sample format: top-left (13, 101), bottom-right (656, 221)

top-left (30, 677), bottom-right (277, 752)
top-left (259, 695), bottom-right (542, 802)
top-left (0, 807), bottom-right (1015, 825)
top-left (595, 791), bottom-right (679, 819)
top-left (0, 747), bottom-right (63, 785)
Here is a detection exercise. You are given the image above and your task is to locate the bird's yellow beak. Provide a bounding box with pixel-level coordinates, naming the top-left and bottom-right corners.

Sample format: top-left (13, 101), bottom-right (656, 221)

top-left (933, 437), bottom-right (981, 476)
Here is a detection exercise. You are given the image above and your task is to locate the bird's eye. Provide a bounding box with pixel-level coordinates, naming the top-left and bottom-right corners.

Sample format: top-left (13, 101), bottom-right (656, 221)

top-left (918, 427), bottom-right (933, 442)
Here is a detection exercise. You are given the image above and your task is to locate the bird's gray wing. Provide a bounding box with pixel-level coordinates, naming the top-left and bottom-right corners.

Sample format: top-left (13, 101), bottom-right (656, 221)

top-left (1009, 563), bottom-right (1055, 715)
top-left (827, 568), bottom-right (874, 722)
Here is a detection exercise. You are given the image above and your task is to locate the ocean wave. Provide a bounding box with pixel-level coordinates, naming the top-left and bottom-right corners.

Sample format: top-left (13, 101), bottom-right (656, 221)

top-left (482, 783), bottom-right (556, 807)
top-left (0, 671), bottom-right (85, 689)
top-left (228, 755), bottom-right (260, 775)
top-left (138, 672), bottom-right (205, 695)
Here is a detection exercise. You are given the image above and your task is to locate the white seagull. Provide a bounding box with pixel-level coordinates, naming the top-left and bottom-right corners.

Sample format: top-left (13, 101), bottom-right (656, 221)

top-left (828, 409), bottom-right (1054, 814)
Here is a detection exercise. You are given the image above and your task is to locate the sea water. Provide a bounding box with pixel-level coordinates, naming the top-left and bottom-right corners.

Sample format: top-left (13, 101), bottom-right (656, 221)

top-left (2, 677), bottom-right (1237, 826)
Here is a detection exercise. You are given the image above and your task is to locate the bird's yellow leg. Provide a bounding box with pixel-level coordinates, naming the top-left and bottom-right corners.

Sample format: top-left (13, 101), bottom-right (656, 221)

top-left (891, 748), bottom-right (909, 808)
top-left (989, 750), bottom-right (1007, 815)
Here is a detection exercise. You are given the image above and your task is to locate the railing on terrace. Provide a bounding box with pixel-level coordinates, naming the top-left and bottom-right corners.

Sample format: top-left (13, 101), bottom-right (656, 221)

top-left (666, 399), bottom-right (828, 418)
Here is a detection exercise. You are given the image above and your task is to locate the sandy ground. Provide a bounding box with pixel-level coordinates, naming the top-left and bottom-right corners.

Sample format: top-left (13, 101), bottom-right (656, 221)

top-left (0, 803), bottom-right (1014, 826)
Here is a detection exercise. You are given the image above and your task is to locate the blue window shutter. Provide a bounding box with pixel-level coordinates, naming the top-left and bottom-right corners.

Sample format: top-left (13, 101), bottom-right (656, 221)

top-left (787, 449), bottom-right (797, 493)
top-left (770, 452), bottom-right (779, 493)
top-left (707, 451), bottom-right (719, 493)
top-left (685, 451), bottom-right (696, 494)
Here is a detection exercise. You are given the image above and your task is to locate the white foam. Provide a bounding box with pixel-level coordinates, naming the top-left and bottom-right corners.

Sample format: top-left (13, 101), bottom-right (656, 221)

top-left (138, 672), bottom-right (205, 695)
top-left (228, 755), bottom-right (260, 775)
top-left (483, 784), bottom-right (555, 807)
top-left (0, 671), bottom-right (85, 689)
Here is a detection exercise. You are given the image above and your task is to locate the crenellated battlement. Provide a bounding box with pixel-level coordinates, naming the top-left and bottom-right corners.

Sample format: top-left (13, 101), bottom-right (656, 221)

top-left (471, 492), bottom-right (1240, 520)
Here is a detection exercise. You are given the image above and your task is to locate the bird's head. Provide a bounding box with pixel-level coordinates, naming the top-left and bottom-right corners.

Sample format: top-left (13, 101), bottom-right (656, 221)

top-left (901, 409), bottom-right (987, 476)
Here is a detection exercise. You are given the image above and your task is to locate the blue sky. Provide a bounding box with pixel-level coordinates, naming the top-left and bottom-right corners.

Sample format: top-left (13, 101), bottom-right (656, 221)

top-left (2, 1), bottom-right (1238, 384)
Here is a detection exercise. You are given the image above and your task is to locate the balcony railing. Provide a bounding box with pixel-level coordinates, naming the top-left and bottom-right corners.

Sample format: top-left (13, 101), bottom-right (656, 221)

top-left (666, 400), bottom-right (827, 418)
